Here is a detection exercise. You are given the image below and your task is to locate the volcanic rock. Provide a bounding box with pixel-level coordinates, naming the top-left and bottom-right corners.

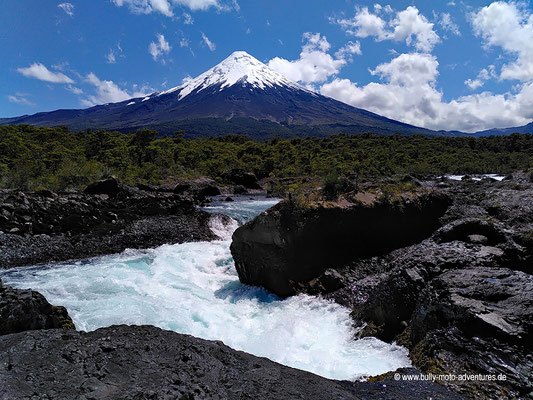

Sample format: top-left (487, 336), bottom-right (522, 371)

top-left (0, 325), bottom-right (463, 400)
top-left (231, 190), bottom-right (450, 297)
top-left (0, 180), bottom-right (226, 268)
top-left (0, 279), bottom-right (75, 335)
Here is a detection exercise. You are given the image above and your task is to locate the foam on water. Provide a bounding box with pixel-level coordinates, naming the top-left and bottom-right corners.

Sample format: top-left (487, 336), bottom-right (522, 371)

top-left (0, 197), bottom-right (411, 380)
top-left (442, 174), bottom-right (505, 181)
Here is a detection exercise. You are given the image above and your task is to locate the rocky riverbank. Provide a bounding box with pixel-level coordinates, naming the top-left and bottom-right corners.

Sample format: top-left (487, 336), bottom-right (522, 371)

top-left (0, 324), bottom-right (463, 400)
top-left (231, 173), bottom-right (533, 399)
top-left (0, 177), bottom-right (235, 268)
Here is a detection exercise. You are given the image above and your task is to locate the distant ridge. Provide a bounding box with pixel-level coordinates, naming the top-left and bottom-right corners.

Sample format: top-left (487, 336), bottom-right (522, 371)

top-left (471, 121), bottom-right (533, 137)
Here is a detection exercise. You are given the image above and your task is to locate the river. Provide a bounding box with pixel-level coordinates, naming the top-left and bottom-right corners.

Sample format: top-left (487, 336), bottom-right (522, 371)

top-left (0, 197), bottom-right (411, 380)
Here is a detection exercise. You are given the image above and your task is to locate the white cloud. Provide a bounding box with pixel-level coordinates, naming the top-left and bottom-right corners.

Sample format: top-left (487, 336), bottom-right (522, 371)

top-left (173, 0), bottom-right (219, 11)
top-left (58, 2), bottom-right (74, 17)
top-left (320, 52), bottom-right (533, 132)
top-left (201, 32), bottom-right (216, 51)
top-left (335, 7), bottom-right (387, 38)
top-left (335, 41), bottom-right (362, 59)
top-left (17, 62), bottom-right (74, 83)
top-left (151, 0), bottom-right (173, 15)
top-left (7, 94), bottom-right (34, 106)
top-left (464, 65), bottom-right (496, 90)
top-left (106, 49), bottom-right (117, 64)
top-left (149, 34), bottom-right (171, 61)
top-left (333, 5), bottom-right (440, 52)
top-left (106, 43), bottom-right (124, 64)
top-left (51, 61), bottom-right (69, 71)
top-left (472, 1), bottom-right (533, 81)
top-left (66, 85), bottom-right (83, 95)
top-left (438, 12), bottom-right (461, 36)
top-left (183, 12), bottom-right (193, 24)
top-left (111, 0), bottom-right (223, 15)
top-left (268, 33), bottom-right (360, 85)
top-left (111, 0), bottom-right (172, 16)
top-left (81, 73), bottom-right (151, 107)
top-left (371, 52), bottom-right (439, 86)
top-left (388, 6), bottom-right (440, 52)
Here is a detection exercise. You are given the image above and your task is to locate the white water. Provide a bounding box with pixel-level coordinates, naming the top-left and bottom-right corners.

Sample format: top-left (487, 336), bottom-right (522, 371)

top-left (0, 197), bottom-right (411, 380)
top-left (442, 173), bottom-right (505, 181)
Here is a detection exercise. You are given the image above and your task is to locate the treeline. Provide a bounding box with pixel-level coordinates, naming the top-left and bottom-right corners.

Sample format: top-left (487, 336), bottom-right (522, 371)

top-left (1, 124), bottom-right (532, 190)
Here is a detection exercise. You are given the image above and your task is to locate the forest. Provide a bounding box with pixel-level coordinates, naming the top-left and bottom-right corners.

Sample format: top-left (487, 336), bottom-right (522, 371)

top-left (1, 124), bottom-right (532, 190)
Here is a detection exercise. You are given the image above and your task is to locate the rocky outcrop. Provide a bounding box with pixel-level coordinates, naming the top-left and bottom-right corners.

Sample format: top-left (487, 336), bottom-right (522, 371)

top-left (0, 324), bottom-right (463, 400)
top-left (223, 169), bottom-right (261, 189)
top-left (230, 175), bottom-right (533, 399)
top-left (84, 177), bottom-right (137, 197)
top-left (173, 177), bottom-right (221, 200)
top-left (313, 225), bottom-right (532, 399)
top-left (0, 181), bottom-right (225, 268)
top-left (231, 190), bottom-right (450, 297)
top-left (0, 279), bottom-right (75, 335)
top-left (402, 267), bottom-right (532, 399)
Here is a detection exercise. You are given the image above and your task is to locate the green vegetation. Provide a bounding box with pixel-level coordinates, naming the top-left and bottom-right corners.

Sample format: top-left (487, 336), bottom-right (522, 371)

top-left (322, 172), bottom-right (355, 201)
top-left (1, 124), bottom-right (533, 191)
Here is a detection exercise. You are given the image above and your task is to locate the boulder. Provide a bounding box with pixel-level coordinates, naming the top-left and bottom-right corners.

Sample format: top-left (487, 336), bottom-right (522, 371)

top-left (173, 177), bottom-right (221, 199)
top-left (233, 184), bottom-right (248, 194)
top-left (231, 191), bottom-right (450, 297)
top-left (224, 169), bottom-right (261, 189)
top-left (0, 279), bottom-right (75, 335)
top-left (84, 177), bottom-right (130, 197)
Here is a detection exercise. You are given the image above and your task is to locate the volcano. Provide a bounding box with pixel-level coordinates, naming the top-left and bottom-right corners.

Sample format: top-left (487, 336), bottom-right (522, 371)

top-left (1, 51), bottom-right (442, 137)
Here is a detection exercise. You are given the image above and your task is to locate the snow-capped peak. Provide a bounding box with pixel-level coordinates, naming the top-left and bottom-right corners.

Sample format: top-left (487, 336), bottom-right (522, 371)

top-left (159, 51), bottom-right (305, 99)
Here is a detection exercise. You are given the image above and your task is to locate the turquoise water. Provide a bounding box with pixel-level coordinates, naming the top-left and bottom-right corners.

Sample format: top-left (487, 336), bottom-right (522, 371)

top-left (0, 197), bottom-right (410, 380)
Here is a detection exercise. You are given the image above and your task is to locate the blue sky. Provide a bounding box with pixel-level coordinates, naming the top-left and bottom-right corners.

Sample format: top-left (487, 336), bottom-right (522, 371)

top-left (2, 0), bottom-right (533, 132)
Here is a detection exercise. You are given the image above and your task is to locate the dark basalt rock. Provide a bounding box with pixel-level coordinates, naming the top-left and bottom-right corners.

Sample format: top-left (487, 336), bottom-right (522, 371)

top-left (231, 190), bottom-right (450, 297)
top-left (84, 177), bottom-right (137, 197)
top-left (403, 267), bottom-right (533, 399)
top-left (349, 238), bottom-right (512, 341)
top-left (173, 177), bottom-right (221, 199)
top-left (0, 279), bottom-right (75, 335)
top-left (233, 184), bottom-right (248, 194)
top-left (231, 175), bottom-right (533, 399)
top-left (0, 180), bottom-right (225, 268)
top-left (224, 169), bottom-right (262, 189)
top-left (0, 325), bottom-right (463, 400)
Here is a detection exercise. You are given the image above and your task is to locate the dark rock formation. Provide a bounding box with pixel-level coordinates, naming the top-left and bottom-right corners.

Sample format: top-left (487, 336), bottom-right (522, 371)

top-left (0, 325), bottom-right (463, 400)
top-left (402, 267), bottom-right (532, 399)
top-left (0, 279), bottom-right (75, 335)
top-left (231, 190), bottom-right (450, 297)
top-left (223, 169), bottom-right (261, 189)
top-left (84, 177), bottom-right (136, 197)
top-left (0, 180), bottom-right (225, 268)
top-left (231, 174), bottom-right (533, 399)
top-left (173, 177), bottom-right (221, 200)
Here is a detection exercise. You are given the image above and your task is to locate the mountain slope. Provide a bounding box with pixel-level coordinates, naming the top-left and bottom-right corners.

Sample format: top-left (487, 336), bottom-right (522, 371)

top-left (1, 51), bottom-right (448, 137)
top-left (473, 121), bottom-right (533, 136)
